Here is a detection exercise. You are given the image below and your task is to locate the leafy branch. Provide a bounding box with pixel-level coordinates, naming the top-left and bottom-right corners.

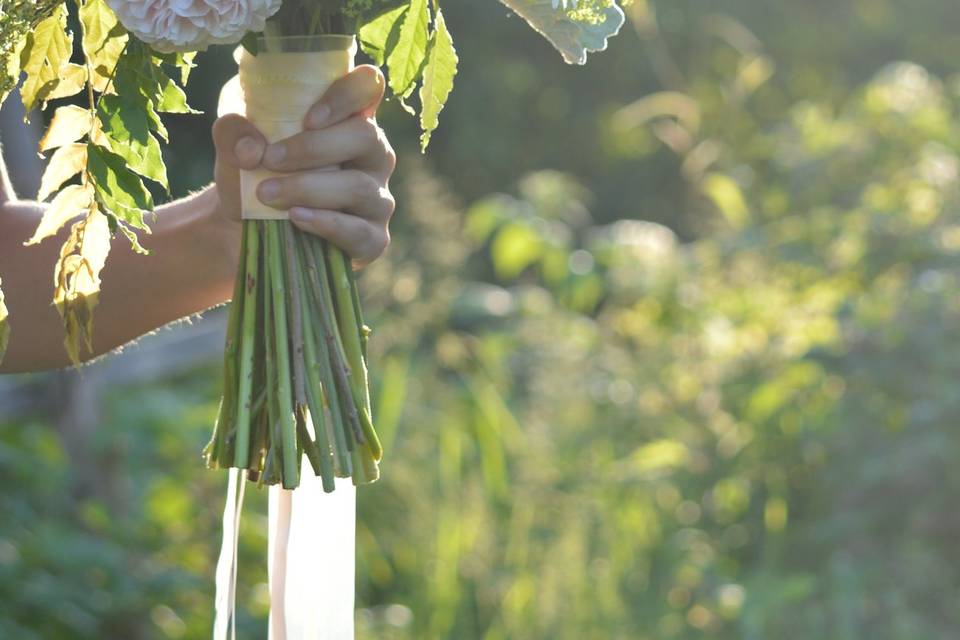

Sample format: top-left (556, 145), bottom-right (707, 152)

top-left (16, 0), bottom-right (194, 363)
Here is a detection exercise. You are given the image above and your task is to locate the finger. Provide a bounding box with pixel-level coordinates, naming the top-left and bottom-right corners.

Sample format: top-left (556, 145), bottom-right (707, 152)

top-left (290, 207), bottom-right (390, 266)
top-left (262, 117), bottom-right (395, 180)
top-left (212, 114), bottom-right (266, 170)
top-left (257, 169), bottom-right (395, 222)
top-left (304, 65), bottom-right (386, 129)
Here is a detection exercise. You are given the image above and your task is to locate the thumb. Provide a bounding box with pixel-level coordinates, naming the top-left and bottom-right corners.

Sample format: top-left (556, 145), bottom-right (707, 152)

top-left (212, 114), bottom-right (267, 220)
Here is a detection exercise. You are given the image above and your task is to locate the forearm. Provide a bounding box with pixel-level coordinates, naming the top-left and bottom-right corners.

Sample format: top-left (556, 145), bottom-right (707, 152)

top-left (0, 186), bottom-right (241, 372)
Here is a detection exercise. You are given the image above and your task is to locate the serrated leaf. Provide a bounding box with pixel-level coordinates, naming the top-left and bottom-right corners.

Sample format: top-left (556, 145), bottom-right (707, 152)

top-left (360, 4), bottom-right (408, 67)
top-left (98, 94), bottom-right (168, 189)
top-left (387, 0), bottom-right (429, 98)
top-left (117, 223), bottom-right (149, 255)
top-left (39, 106), bottom-right (93, 153)
top-left (419, 9), bottom-right (458, 151)
top-left (144, 99), bottom-right (169, 142)
top-left (496, 0), bottom-right (625, 65)
top-left (80, 0), bottom-right (128, 92)
top-left (46, 64), bottom-right (87, 101)
top-left (154, 71), bottom-right (196, 114)
top-left (25, 184), bottom-right (93, 246)
top-left (154, 50), bottom-right (196, 85)
top-left (55, 207), bottom-right (112, 365)
top-left (20, 5), bottom-right (73, 112)
top-left (38, 143), bottom-right (87, 202)
top-left (87, 143), bottom-right (152, 229)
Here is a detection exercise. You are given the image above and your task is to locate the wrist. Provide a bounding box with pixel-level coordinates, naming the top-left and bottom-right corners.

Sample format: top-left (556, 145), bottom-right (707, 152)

top-left (158, 186), bottom-right (241, 300)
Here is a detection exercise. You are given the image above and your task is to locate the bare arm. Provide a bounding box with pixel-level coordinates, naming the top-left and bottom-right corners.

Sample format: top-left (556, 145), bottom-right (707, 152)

top-left (0, 65), bottom-right (394, 373)
top-left (0, 176), bottom-right (239, 372)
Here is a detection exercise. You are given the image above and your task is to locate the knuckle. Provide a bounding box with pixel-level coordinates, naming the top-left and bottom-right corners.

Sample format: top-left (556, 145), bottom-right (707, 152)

top-left (380, 190), bottom-right (396, 220)
top-left (363, 226), bottom-right (389, 261)
top-left (350, 171), bottom-right (380, 202)
top-left (356, 117), bottom-right (380, 148)
top-left (384, 145), bottom-right (397, 173)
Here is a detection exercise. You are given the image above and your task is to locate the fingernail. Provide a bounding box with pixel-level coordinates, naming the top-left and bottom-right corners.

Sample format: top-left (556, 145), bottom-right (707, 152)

top-left (259, 179), bottom-right (281, 202)
top-left (290, 207), bottom-right (315, 222)
top-left (263, 143), bottom-right (286, 166)
top-left (235, 137), bottom-right (263, 166)
top-left (307, 104), bottom-right (331, 128)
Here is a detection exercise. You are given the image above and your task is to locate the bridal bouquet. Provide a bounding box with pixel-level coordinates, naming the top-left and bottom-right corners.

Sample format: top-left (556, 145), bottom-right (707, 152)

top-left (0, 0), bottom-right (627, 490)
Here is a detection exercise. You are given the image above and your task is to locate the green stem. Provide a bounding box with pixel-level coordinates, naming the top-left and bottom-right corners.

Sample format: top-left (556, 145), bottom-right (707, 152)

top-left (299, 233), bottom-right (353, 477)
top-left (233, 222), bottom-right (261, 468)
top-left (343, 253), bottom-right (370, 361)
top-left (206, 220), bottom-right (248, 468)
top-left (308, 239), bottom-right (364, 448)
top-left (294, 236), bottom-right (337, 491)
top-left (262, 262), bottom-right (280, 486)
top-left (266, 222), bottom-right (300, 489)
top-left (322, 240), bottom-right (382, 462)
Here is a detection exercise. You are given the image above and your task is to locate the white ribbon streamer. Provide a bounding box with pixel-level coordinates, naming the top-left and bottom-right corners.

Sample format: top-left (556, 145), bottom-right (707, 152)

top-left (213, 468), bottom-right (246, 640)
top-left (213, 39), bottom-right (359, 640)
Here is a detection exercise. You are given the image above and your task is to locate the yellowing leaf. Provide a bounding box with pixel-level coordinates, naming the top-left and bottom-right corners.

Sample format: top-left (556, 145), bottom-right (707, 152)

top-left (20, 4), bottom-right (73, 113)
top-left (45, 63), bottom-right (87, 101)
top-left (419, 9), bottom-right (458, 151)
top-left (25, 184), bottom-right (93, 246)
top-left (55, 207), bottom-right (112, 365)
top-left (39, 106), bottom-right (93, 153)
top-left (79, 0), bottom-right (128, 92)
top-left (38, 143), bottom-right (87, 202)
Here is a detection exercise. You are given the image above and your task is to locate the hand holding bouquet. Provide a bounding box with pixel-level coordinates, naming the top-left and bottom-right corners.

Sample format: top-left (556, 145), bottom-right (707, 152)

top-left (0, 0), bottom-right (627, 489)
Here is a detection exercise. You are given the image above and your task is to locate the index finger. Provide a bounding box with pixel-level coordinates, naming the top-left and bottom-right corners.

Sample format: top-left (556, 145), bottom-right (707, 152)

top-left (304, 65), bottom-right (386, 130)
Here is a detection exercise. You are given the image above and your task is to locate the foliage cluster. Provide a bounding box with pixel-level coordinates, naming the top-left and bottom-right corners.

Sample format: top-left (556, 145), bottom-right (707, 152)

top-left (3, 0), bottom-right (960, 638)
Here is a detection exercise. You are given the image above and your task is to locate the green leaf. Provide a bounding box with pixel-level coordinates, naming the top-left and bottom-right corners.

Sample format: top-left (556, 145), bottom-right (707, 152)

top-left (38, 143), bottom-right (87, 202)
top-left (98, 94), bottom-right (168, 189)
top-left (387, 0), bottom-right (429, 98)
top-left (39, 106), bottom-right (93, 153)
top-left (154, 72), bottom-right (196, 114)
top-left (419, 9), bottom-right (458, 151)
top-left (86, 143), bottom-right (153, 230)
top-left (20, 5), bottom-right (73, 112)
top-left (25, 184), bottom-right (94, 246)
top-left (79, 0), bottom-right (129, 92)
top-left (55, 207), bottom-right (112, 364)
top-left (359, 4), bottom-right (408, 66)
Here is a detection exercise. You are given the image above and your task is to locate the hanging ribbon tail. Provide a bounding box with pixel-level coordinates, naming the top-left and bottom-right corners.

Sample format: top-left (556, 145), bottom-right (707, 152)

top-left (269, 468), bottom-right (357, 640)
top-left (213, 468), bottom-right (247, 640)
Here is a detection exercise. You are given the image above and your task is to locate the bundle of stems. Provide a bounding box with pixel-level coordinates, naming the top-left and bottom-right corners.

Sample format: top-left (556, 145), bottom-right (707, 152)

top-left (205, 221), bottom-right (381, 490)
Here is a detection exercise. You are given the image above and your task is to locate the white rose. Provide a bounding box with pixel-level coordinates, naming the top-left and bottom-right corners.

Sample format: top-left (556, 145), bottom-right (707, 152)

top-left (106, 0), bottom-right (283, 53)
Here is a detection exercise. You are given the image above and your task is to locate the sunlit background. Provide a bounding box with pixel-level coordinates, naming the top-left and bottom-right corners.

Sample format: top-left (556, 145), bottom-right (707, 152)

top-left (3, 0), bottom-right (960, 637)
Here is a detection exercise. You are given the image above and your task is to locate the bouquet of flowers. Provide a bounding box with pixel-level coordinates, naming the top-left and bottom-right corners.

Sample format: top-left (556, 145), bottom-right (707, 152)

top-left (0, 0), bottom-right (627, 491)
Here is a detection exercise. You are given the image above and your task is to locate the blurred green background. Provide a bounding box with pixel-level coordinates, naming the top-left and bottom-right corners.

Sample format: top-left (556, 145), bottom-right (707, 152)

top-left (4, 0), bottom-right (960, 637)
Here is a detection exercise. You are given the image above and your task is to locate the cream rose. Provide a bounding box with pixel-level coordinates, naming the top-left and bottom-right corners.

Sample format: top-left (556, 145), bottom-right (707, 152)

top-left (106, 0), bottom-right (283, 53)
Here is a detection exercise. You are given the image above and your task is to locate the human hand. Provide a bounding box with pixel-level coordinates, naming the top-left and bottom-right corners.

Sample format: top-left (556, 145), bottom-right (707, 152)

top-left (211, 65), bottom-right (396, 267)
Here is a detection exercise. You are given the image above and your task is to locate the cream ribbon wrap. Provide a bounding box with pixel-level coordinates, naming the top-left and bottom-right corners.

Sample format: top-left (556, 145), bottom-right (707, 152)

top-left (236, 40), bottom-right (357, 220)
top-left (213, 39), bottom-right (358, 640)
